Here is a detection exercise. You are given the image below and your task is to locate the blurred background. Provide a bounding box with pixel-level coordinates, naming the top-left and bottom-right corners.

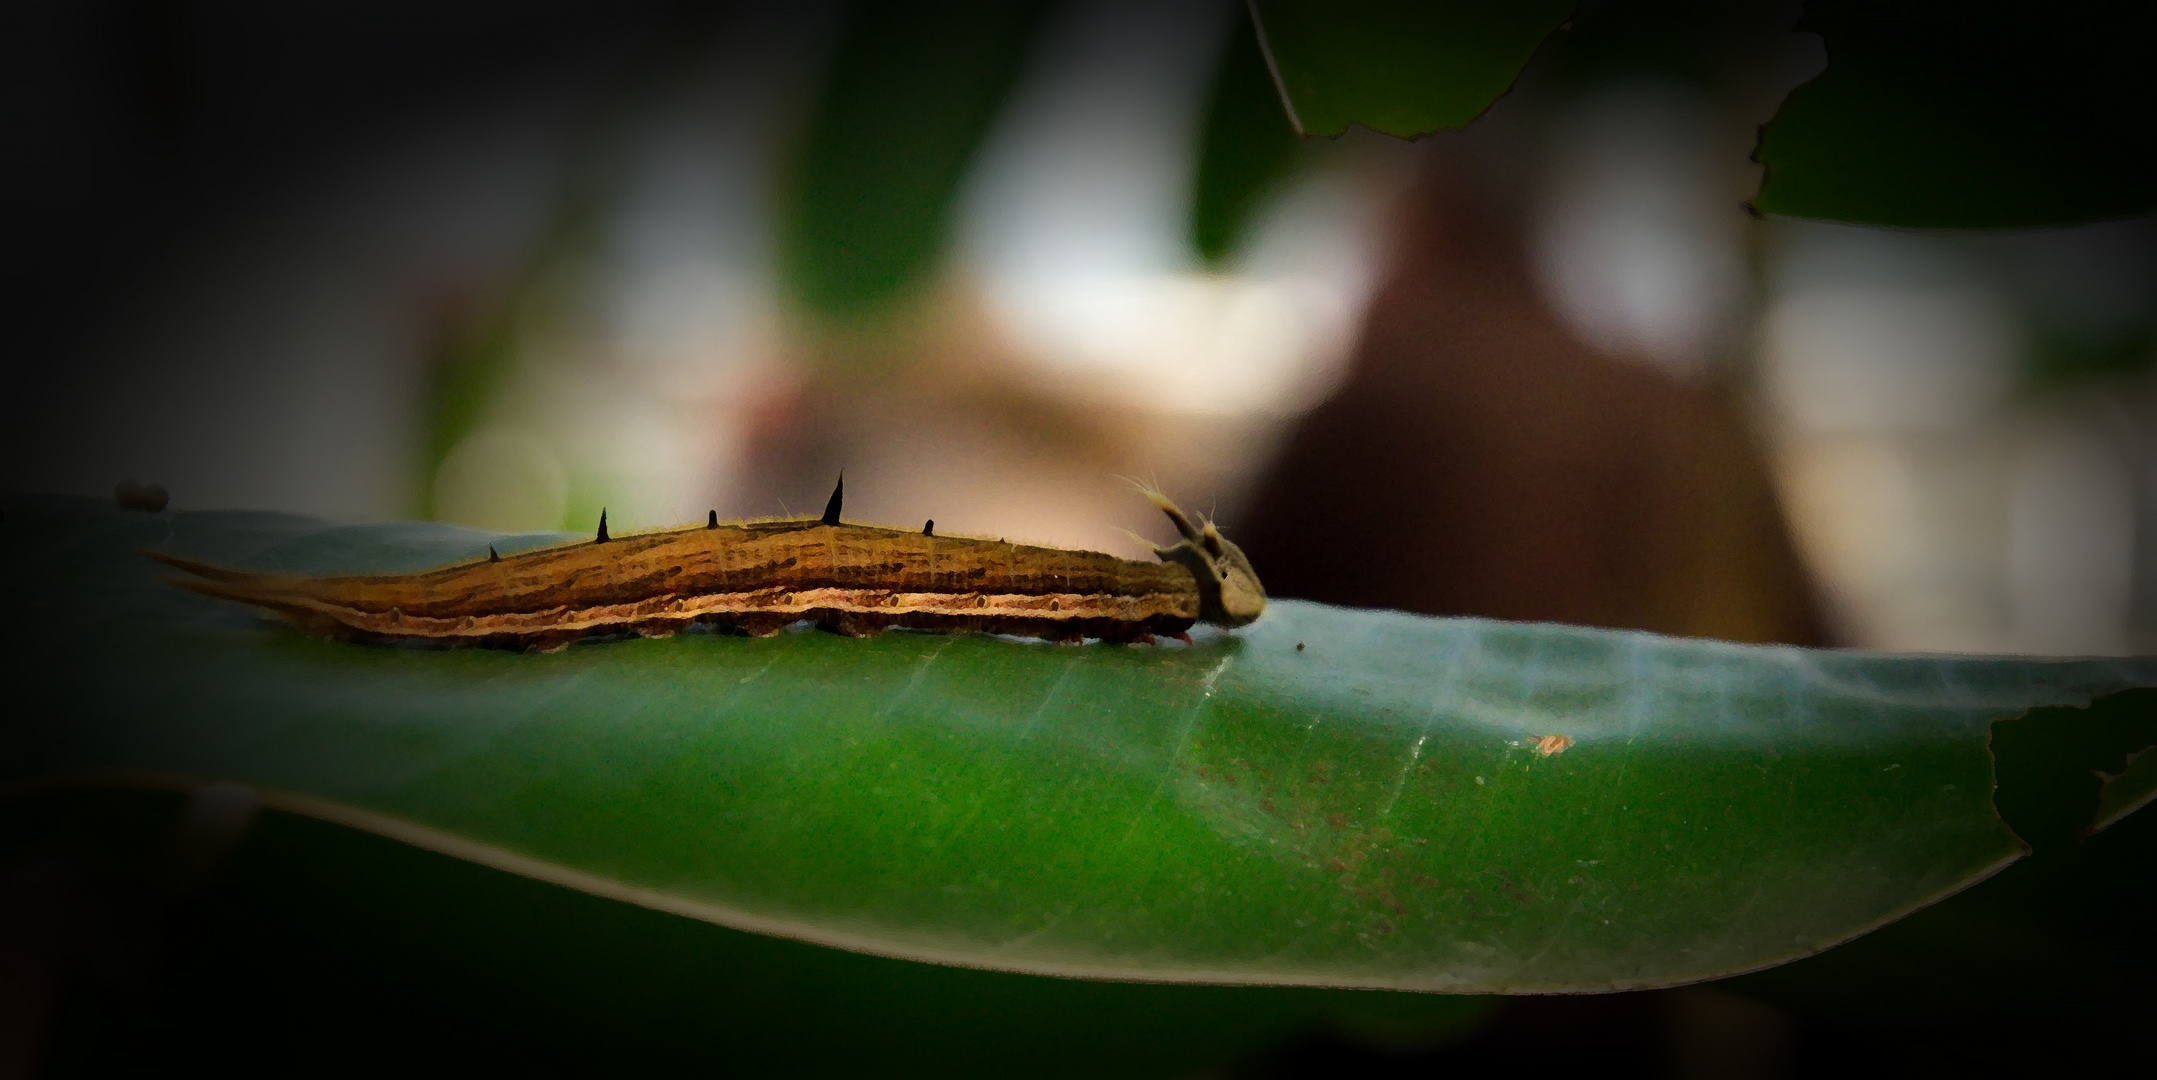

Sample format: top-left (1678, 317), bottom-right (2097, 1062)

top-left (5, 0), bottom-right (2154, 658)
top-left (4, 0), bottom-right (2155, 1072)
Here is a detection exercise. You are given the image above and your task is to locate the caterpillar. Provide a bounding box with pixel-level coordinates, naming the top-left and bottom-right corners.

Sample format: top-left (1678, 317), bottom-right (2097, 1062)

top-left (148, 478), bottom-right (1266, 650)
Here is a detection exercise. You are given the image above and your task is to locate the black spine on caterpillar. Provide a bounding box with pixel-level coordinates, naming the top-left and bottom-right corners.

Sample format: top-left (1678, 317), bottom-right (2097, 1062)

top-left (821, 474), bottom-right (844, 526)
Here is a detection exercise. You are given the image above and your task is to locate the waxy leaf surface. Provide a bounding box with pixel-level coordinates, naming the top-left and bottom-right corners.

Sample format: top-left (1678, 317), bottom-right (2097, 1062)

top-left (5, 495), bottom-right (2155, 992)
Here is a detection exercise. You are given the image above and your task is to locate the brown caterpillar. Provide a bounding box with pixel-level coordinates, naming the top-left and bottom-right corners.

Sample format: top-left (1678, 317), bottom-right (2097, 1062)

top-left (148, 478), bottom-right (1266, 650)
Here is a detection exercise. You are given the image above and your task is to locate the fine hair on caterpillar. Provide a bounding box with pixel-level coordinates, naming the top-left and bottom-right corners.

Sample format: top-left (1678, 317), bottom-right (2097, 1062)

top-left (148, 477), bottom-right (1267, 652)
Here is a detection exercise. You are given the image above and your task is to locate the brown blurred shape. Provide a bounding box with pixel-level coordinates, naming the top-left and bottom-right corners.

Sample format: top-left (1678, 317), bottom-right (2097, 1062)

top-left (1236, 156), bottom-right (1826, 646)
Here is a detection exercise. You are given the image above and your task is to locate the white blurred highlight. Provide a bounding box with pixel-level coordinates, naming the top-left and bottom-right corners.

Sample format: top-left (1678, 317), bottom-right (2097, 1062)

top-left (959, 0), bottom-right (1379, 417)
top-left (1760, 221), bottom-right (2150, 655)
top-left (444, 18), bottom-right (816, 532)
top-left (1530, 82), bottom-right (1745, 376)
top-left (2008, 425), bottom-right (2135, 655)
top-left (1763, 287), bottom-right (2014, 431)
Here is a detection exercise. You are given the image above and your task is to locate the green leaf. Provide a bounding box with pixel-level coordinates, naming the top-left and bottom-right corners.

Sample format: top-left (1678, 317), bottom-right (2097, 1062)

top-left (6, 494), bottom-right (2156, 993)
top-left (1190, 4), bottom-right (1307, 264)
top-left (778, 2), bottom-right (1048, 320)
top-left (1752, 0), bottom-right (2157, 228)
top-left (8, 787), bottom-right (1492, 1074)
top-left (1727, 731), bottom-right (2157, 1053)
top-left (1248, 0), bottom-right (1574, 138)
top-left (1994, 688), bottom-right (2157, 845)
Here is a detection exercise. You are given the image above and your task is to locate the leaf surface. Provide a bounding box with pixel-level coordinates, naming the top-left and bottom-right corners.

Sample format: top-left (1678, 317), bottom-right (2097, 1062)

top-left (6, 495), bottom-right (2155, 992)
top-left (2, 787), bottom-right (1491, 1075)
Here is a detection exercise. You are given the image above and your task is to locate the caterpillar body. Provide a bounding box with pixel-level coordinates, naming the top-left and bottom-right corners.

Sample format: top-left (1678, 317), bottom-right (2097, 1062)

top-left (148, 480), bottom-right (1266, 650)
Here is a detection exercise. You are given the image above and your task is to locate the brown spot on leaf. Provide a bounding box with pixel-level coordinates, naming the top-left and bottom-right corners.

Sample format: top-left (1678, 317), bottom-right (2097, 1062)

top-left (1533, 734), bottom-right (1575, 756)
top-left (1327, 813), bottom-right (1347, 830)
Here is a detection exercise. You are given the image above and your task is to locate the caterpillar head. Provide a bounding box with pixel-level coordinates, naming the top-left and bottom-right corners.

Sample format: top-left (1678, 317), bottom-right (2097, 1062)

top-left (1143, 491), bottom-right (1266, 629)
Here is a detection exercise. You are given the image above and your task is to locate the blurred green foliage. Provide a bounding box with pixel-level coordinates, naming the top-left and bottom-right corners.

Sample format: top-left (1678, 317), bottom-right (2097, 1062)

top-left (2024, 321), bottom-right (2157, 387)
top-left (1752, 0), bottom-right (2157, 227)
top-left (1248, 0), bottom-right (1575, 137)
top-left (1190, 4), bottom-right (1307, 266)
top-left (1242, 0), bottom-right (2153, 228)
top-left (779, 1), bottom-right (1049, 320)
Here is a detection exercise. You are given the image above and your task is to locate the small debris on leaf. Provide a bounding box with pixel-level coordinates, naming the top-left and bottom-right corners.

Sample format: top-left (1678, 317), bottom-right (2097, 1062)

top-left (1532, 734), bottom-right (1574, 757)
